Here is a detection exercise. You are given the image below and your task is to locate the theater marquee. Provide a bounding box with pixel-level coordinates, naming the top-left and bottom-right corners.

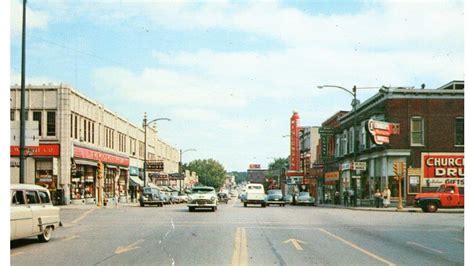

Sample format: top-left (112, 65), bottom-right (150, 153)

top-left (421, 152), bottom-right (464, 187)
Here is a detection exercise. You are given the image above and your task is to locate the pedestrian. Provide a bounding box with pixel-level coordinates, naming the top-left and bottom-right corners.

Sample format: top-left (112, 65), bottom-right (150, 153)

top-left (347, 188), bottom-right (354, 206)
top-left (374, 189), bottom-right (382, 208)
top-left (334, 191), bottom-right (340, 205)
top-left (382, 186), bottom-right (391, 208)
top-left (343, 189), bottom-right (349, 206)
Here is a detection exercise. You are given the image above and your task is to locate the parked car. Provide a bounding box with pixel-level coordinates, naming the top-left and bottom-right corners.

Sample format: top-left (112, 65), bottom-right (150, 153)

top-left (140, 187), bottom-right (166, 207)
top-left (217, 192), bottom-right (230, 204)
top-left (414, 183), bottom-right (464, 212)
top-left (11, 184), bottom-right (62, 242)
top-left (266, 189), bottom-right (285, 206)
top-left (242, 183), bottom-right (266, 207)
top-left (295, 192), bottom-right (315, 206)
top-left (284, 194), bottom-right (294, 204)
top-left (187, 186), bottom-right (218, 212)
top-left (170, 191), bottom-right (181, 204)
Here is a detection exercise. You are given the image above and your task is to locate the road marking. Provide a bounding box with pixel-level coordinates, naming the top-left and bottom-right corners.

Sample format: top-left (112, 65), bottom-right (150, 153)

top-left (319, 228), bottom-right (396, 266)
top-left (453, 238), bottom-right (463, 243)
top-left (232, 227), bottom-right (248, 266)
top-left (61, 235), bottom-right (79, 241)
top-left (406, 241), bottom-right (443, 254)
top-left (114, 239), bottom-right (144, 254)
top-left (11, 251), bottom-right (24, 257)
top-left (171, 218), bottom-right (175, 230)
top-left (284, 239), bottom-right (306, 251)
top-left (72, 208), bottom-right (95, 224)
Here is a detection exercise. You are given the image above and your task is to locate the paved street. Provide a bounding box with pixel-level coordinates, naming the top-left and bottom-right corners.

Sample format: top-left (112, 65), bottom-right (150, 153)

top-left (11, 198), bottom-right (464, 266)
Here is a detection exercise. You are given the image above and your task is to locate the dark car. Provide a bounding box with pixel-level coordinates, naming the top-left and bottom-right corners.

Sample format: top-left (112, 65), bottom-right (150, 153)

top-left (266, 189), bottom-right (285, 206)
top-left (295, 192), bottom-right (316, 206)
top-left (140, 187), bottom-right (166, 207)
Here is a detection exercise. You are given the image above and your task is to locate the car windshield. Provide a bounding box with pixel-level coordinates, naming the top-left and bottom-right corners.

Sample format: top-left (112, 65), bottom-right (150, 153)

top-left (299, 192), bottom-right (310, 197)
top-left (171, 191), bottom-right (179, 196)
top-left (268, 190), bottom-right (282, 195)
top-left (144, 188), bottom-right (153, 193)
top-left (192, 188), bottom-right (215, 194)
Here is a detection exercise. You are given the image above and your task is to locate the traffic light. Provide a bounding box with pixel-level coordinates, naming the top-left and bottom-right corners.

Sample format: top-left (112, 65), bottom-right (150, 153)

top-left (393, 161), bottom-right (399, 176)
top-left (97, 161), bottom-right (104, 179)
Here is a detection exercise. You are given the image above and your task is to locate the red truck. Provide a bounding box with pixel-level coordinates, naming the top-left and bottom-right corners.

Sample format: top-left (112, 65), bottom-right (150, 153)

top-left (414, 184), bottom-right (464, 212)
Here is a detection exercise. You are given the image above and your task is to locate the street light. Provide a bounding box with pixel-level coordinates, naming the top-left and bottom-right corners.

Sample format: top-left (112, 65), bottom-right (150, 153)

top-left (143, 112), bottom-right (171, 188)
top-left (317, 85), bottom-right (362, 207)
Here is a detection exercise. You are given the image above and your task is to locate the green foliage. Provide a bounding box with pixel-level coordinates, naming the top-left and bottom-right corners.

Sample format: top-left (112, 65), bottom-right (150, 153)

top-left (185, 159), bottom-right (227, 190)
top-left (266, 157), bottom-right (289, 178)
top-left (228, 171), bottom-right (248, 184)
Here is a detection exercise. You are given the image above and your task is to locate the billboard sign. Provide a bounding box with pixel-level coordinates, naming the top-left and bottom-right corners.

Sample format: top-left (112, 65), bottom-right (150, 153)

top-left (422, 153), bottom-right (464, 187)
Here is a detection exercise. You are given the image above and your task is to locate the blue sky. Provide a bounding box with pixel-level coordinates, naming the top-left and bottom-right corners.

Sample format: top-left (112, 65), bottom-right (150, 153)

top-left (9, 0), bottom-right (464, 171)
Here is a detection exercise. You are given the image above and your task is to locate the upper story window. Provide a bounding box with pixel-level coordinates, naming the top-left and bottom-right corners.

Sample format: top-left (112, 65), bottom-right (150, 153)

top-left (46, 111), bottom-right (56, 136)
top-left (410, 117), bottom-right (424, 146)
top-left (335, 136), bottom-right (340, 158)
top-left (10, 110), bottom-right (15, 121)
top-left (455, 117), bottom-right (464, 146)
top-left (33, 111), bottom-right (42, 137)
top-left (360, 125), bottom-right (366, 151)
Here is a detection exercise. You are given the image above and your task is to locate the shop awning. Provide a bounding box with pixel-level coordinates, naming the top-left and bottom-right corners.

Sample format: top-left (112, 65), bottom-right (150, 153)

top-left (74, 159), bottom-right (97, 167)
top-left (129, 175), bottom-right (144, 187)
top-left (148, 183), bottom-right (159, 189)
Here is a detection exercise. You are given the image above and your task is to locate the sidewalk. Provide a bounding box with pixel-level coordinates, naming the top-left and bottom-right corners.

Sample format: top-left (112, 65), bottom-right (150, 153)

top-left (317, 204), bottom-right (464, 213)
top-left (59, 201), bottom-right (140, 209)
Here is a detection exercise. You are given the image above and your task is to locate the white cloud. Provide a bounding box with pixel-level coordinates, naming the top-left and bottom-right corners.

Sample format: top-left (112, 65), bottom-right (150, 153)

top-left (10, 0), bottom-right (49, 36)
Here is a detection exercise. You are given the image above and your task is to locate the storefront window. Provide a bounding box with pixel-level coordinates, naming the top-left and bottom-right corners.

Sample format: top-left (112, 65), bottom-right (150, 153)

top-left (35, 159), bottom-right (56, 191)
top-left (118, 169), bottom-right (128, 198)
top-left (84, 166), bottom-right (96, 199)
top-left (104, 167), bottom-right (116, 198)
top-left (71, 169), bottom-right (84, 200)
top-left (408, 175), bottom-right (420, 194)
top-left (388, 176), bottom-right (404, 198)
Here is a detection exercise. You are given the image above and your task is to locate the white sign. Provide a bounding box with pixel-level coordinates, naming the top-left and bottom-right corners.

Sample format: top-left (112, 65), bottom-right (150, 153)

top-left (409, 176), bottom-right (419, 185)
top-left (352, 175), bottom-right (361, 179)
top-left (10, 121), bottom-right (39, 146)
top-left (352, 162), bottom-right (367, 171)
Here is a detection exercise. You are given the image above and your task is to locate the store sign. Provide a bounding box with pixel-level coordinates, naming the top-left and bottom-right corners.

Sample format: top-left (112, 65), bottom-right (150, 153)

top-left (74, 146), bottom-right (129, 166)
top-left (248, 164), bottom-right (261, 169)
top-left (352, 162), bottom-right (366, 171)
top-left (145, 160), bottom-right (164, 172)
top-left (340, 163), bottom-right (352, 171)
top-left (10, 144), bottom-right (60, 156)
top-left (367, 119), bottom-right (400, 145)
top-left (324, 171), bottom-right (339, 182)
top-left (422, 153), bottom-right (464, 187)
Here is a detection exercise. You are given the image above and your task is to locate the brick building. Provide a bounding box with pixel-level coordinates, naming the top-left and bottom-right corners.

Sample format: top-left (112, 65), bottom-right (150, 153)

top-left (320, 81), bottom-right (463, 206)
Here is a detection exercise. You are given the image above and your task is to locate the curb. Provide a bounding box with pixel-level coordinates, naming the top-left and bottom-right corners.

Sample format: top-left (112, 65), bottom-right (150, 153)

top-left (317, 205), bottom-right (463, 214)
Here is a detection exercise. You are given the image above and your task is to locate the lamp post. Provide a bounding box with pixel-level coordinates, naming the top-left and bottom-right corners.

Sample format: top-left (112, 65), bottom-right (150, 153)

top-left (179, 149), bottom-right (196, 192)
top-left (317, 85), bottom-right (361, 206)
top-left (143, 112), bottom-right (171, 188)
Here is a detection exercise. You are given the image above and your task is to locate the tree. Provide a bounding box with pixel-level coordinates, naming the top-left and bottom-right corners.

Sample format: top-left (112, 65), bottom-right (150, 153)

top-left (267, 157), bottom-right (289, 178)
top-left (185, 159), bottom-right (227, 190)
top-left (227, 171), bottom-right (248, 184)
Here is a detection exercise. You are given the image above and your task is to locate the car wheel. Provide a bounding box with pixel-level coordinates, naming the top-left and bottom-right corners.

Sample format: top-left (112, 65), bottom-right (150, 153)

top-left (421, 206), bottom-right (428, 212)
top-left (189, 207), bottom-right (194, 212)
top-left (38, 226), bottom-right (53, 242)
top-left (244, 203), bottom-right (247, 207)
top-left (160, 203), bottom-right (164, 207)
top-left (426, 202), bottom-right (438, 213)
top-left (261, 203), bottom-right (266, 208)
top-left (140, 202), bottom-right (144, 207)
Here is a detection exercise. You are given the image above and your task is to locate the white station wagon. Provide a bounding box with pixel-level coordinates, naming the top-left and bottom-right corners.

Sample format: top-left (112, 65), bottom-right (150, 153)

top-left (10, 184), bottom-right (61, 242)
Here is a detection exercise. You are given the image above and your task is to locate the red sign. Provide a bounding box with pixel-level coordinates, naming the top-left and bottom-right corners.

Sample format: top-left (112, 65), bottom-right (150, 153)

top-left (422, 153), bottom-right (464, 179)
top-left (248, 164), bottom-right (261, 169)
top-left (367, 119), bottom-right (400, 145)
top-left (290, 111), bottom-right (300, 171)
top-left (74, 146), bottom-right (129, 166)
top-left (10, 144), bottom-right (60, 156)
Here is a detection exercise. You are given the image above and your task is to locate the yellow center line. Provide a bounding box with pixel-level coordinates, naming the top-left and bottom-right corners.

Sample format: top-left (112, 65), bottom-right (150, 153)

top-left (319, 228), bottom-right (396, 266)
top-left (72, 208), bottom-right (95, 224)
top-left (231, 227), bottom-right (248, 266)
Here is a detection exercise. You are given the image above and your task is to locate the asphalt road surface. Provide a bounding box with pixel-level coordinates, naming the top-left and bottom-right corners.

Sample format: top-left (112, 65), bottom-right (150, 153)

top-left (11, 198), bottom-right (464, 265)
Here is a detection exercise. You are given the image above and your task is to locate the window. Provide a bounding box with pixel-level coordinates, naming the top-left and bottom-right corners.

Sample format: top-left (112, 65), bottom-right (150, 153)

top-left (92, 123), bottom-right (95, 144)
top-left (38, 191), bottom-right (50, 203)
top-left (410, 117), bottom-right (424, 146)
top-left (74, 115), bottom-right (78, 139)
top-left (408, 175), bottom-right (421, 194)
top-left (12, 190), bottom-right (25, 204)
top-left (83, 120), bottom-right (87, 141)
top-left (46, 111), bottom-right (56, 136)
top-left (360, 125), bottom-right (366, 150)
top-left (455, 117), bottom-right (464, 146)
top-left (33, 111), bottom-right (42, 136)
top-left (25, 190), bottom-right (40, 204)
top-left (10, 110), bottom-right (15, 121)
top-left (88, 121), bottom-right (91, 142)
top-left (70, 114), bottom-right (73, 138)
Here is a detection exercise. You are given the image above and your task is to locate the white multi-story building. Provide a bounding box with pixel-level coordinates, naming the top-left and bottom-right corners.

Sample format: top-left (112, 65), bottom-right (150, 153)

top-left (10, 83), bottom-right (180, 205)
top-left (299, 126), bottom-right (320, 167)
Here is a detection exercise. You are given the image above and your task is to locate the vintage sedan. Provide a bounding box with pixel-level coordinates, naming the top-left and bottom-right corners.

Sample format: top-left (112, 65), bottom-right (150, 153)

top-left (140, 187), bottom-right (166, 207)
top-left (11, 184), bottom-right (61, 242)
top-left (295, 192), bottom-right (316, 206)
top-left (187, 186), bottom-right (218, 212)
top-left (266, 189), bottom-right (286, 206)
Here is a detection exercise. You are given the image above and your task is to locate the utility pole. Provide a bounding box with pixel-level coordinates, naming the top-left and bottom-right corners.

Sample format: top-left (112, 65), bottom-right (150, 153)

top-left (19, 0), bottom-right (27, 184)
